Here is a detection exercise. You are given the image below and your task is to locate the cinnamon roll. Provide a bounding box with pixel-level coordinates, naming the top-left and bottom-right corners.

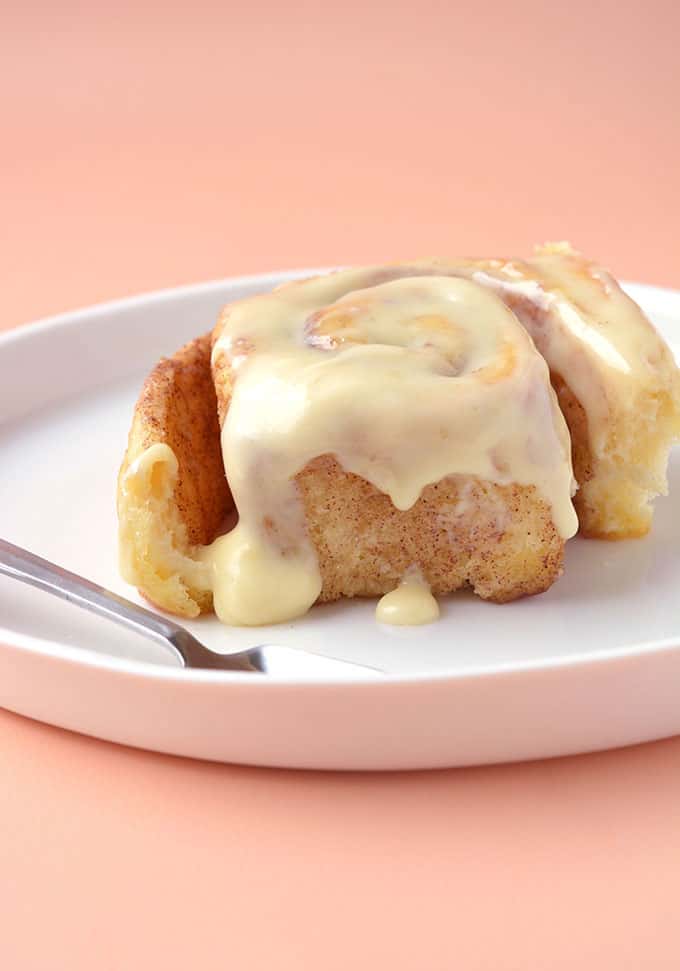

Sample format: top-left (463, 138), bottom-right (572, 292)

top-left (207, 269), bottom-right (577, 624)
top-left (118, 248), bottom-right (680, 627)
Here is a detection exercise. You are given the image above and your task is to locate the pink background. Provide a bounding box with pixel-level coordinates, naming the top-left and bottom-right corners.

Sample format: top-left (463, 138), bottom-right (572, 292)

top-left (2, 1), bottom-right (680, 967)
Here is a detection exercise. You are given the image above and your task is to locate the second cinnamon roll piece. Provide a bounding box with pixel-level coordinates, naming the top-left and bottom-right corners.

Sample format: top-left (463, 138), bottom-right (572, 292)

top-left (443, 244), bottom-right (680, 538)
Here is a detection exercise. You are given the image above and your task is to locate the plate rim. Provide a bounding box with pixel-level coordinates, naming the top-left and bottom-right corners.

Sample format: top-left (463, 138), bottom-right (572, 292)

top-left (2, 271), bottom-right (680, 689)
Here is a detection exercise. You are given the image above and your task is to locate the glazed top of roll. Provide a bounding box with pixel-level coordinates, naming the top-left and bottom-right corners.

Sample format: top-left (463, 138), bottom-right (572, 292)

top-left (208, 266), bottom-right (578, 626)
top-left (440, 243), bottom-right (680, 452)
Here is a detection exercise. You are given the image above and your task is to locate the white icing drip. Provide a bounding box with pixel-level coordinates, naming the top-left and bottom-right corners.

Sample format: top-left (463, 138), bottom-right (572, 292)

top-left (376, 569), bottom-right (440, 626)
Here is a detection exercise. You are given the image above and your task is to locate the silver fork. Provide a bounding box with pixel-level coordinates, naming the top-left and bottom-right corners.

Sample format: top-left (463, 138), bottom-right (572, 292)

top-left (0, 538), bottom-right (381, 676)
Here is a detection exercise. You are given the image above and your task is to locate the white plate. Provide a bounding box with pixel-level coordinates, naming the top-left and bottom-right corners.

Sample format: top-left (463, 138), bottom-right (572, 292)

top-left (1, 272), bottom-right (680, 770)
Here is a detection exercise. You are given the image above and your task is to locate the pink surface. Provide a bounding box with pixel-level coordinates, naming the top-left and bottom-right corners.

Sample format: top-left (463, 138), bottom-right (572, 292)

top-left (2, 1), bottom-right (680, 966)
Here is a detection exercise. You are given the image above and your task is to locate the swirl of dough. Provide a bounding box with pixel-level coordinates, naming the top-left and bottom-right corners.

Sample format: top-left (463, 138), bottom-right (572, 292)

top-left (303, 275), bottom-right (520, 384)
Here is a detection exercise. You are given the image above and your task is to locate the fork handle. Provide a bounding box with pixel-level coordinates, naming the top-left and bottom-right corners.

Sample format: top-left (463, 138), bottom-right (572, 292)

top-left (0, 537), bottom-right (256, 670)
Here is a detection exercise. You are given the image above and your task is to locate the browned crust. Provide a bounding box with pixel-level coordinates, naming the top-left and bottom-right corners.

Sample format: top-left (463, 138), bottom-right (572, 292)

top-left (117, 333), bottom-right (234, 615)
top-left (120, 334), bottom-right (233, 547)
top-left (296, 456), bottom-right (564, 604)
